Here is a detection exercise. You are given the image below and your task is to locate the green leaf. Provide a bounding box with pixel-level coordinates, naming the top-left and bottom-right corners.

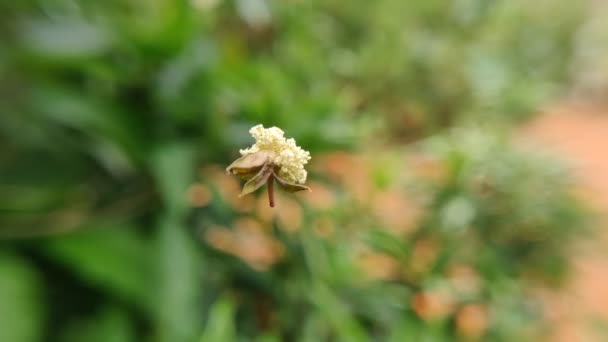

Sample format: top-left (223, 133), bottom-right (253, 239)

top-left (152, 143), bottom-right (203, 342)
top-left (387, 316), bottom-right (418, 342)
top-left (0, 252), bottom-right (44, 342)
top-left (199, 297), bottom-right (236, 342)
top-left (151, 143), bottom-right (195, 215)
top-left (256, 333), bottom-right (281, 342)
top-left (156, 217), bottom-right (202, 342)
top-left (153, 138), bottom-right (202, 342)
top-left (44, 224), bottom-right (156, 313)
top-left (60, 305), bottom-right (135, 342)
top-left (311, 285), bottom-right (368, 342)
top-left (20, 19), bottom-right (114, 59)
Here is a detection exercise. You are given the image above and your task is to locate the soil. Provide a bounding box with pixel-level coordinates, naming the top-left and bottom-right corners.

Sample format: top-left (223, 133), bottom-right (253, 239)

top-left (521, 103), bottom-right (608, 341)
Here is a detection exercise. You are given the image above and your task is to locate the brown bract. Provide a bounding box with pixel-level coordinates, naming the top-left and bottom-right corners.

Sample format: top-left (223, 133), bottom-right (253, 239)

top-left (226, 150), bottom-right (310, 207)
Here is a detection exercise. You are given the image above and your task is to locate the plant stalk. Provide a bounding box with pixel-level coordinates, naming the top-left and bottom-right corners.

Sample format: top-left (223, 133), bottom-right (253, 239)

top-left (267, 175), bottom-right (275, 207)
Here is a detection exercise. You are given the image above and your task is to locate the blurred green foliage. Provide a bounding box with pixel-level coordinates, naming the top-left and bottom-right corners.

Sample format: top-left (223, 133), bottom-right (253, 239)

top-left (0, 0), bottom-right (590, 341)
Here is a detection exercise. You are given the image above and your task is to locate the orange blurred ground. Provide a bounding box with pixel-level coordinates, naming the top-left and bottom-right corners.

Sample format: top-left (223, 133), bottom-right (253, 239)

top-left (522, 103), bottom-right (608, 342)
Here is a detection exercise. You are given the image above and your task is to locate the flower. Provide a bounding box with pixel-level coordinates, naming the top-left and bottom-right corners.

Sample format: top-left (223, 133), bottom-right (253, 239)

top-left (240, 125), bottom-right (311, 184)
top-left (226, 125), bottom-right (311, 207)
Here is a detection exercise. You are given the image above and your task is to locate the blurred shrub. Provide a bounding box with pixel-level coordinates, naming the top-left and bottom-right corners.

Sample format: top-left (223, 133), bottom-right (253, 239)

top-left (0, 0), bottom-right (590, 341)
top-left (193, 128), bottom-right (586, 341)
top-left (270, 0), bottom-right (585, 138)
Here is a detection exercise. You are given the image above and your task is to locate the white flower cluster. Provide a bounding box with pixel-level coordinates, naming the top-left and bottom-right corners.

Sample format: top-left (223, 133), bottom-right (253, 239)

top-left (240, 124), bottom-right (311, 184)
